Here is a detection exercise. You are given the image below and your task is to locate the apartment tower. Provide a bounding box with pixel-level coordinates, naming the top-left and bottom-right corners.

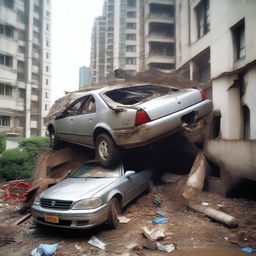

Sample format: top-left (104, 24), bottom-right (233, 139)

top-left (0, 0), bottom-right (51, 137)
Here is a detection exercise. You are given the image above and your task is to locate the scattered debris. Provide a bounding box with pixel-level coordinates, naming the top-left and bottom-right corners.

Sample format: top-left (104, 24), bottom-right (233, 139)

top-left (161, 173), bottom-right (182, 184)
top-left (189, 203), bottom-right (239, 228)
top-left (153, 198), bottom-right (162, 207)
top-left (152, 218), bottom-right (169, 224)
top-left (156, 242), bottom-right (175, 253)
top-left (201, 202), bottom-right (209, 206)
top-left (0, 225), bottom-right (22, 246)
top-left (142, 239), bottom-right (157, 250)
top-left (4, 181), bottom-right (32, 201)
top-left (30, 243), bottom-right (58, 256)
top-left (156, 210), bottom-right (168, 217)
top-left (142, 226), bottom-right (165, 241)
top-left (241, 247), bottom-right (256, 253)
top-left (88, 236), bottom-right (107, 250)
top-left (14, 213), bottom-right (31, 225)
top-left (118, 216), bottom-right (131, 224)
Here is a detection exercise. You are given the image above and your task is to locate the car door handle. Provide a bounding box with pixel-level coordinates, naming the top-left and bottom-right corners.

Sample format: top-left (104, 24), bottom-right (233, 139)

top-left (69, 118), bottom-right (74, 122)
top-left (88, 118), bottom-right (93, 122)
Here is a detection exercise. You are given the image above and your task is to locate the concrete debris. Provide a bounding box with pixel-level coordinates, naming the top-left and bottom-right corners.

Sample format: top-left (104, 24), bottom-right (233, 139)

top-left (118, 216), bottom-right (131, 224)
top-left (88, 236), bottom-right (107, 250)
top-left (156, 242), bottom-right (175, 253)
top-left (142, 226), bottom-right (165, 241)
top-left (189, 203), bottom-right (239, 228)
top-left (183, 151), bottom-right (209, 200)
top-left (142, 239), bottom-right (157, 250)
top-left (161, 173), bottom-right (183, 184)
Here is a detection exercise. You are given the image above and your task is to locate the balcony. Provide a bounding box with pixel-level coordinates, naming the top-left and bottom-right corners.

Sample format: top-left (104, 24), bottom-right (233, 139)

top-left (146, 0), bottom-right (175, 5)
top-left (0, 6), bottom-right (16, 26)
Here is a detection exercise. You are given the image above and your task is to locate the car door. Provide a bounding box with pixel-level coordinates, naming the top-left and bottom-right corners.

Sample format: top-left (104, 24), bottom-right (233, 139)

top-left (55, 97), bottom-right (86, 142)
top-left (74, 95), bottom-right (97, 147)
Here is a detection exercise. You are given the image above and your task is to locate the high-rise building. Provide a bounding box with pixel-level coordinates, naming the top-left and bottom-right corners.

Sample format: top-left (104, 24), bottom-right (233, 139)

top-left (90, 0), bottom-right (175, 84)
top-left (79, 66), bottom-right (91, 89)
top-left (0, 0), bottom-right (51, 137)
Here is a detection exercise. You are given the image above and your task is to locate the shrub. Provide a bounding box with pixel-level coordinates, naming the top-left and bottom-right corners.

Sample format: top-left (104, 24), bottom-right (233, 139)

top-left (0, 148), bottom-right (31, 180)
top-left (0, 137), bottom-right (49, 181)
top-left (0, 134), bottom-right (6, 153)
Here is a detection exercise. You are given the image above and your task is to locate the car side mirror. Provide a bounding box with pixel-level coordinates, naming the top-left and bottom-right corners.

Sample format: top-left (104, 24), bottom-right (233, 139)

top-left (125, 170), bottom-right (135, 177)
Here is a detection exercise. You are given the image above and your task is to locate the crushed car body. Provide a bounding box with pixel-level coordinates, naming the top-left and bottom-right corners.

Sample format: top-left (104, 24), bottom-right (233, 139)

top-left (47, 84), bottom-right (213, 166)
top-left (31, 161), bottom-right (152, 229)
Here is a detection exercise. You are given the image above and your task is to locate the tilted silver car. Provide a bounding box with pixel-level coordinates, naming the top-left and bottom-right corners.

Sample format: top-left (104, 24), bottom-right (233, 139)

top-left (48, 84), bottom-right (213, 166)
top-left (31, 161), bottom-right (152, 229)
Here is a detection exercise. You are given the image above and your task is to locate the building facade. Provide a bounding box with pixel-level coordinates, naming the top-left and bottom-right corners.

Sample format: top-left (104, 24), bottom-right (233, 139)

top-left (0, 0), bottom-right (51, 137)
top-left (90, 0), bottom-right (176, 84)
top-left (79, 66), bottom-right (91, 89)
top-left (176, 0), bottom-right (256, 140)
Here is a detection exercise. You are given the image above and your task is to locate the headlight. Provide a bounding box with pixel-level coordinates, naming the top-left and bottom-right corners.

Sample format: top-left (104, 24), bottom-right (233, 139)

top-left (72, 198), bottom-right (102, 210)
top-left (33, 196), bottom-right (40, 205)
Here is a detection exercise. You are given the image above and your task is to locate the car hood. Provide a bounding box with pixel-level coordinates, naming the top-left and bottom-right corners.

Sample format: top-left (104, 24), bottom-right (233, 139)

top-left (40, 177), bottom-right (118, 201)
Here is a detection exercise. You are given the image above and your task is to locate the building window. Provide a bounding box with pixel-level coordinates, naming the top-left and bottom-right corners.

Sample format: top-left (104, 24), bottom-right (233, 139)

top-left (126, 45), bottom-right (136, 52)
top-left (17, 72), bottom-right (25, 82)
top-left (34, 5), bottom-right (40, 13)
top-left (31, 128), bottom-right (38, 136)
top-left (4, 0), bottom-right (14, 9)
top-left (46, 11), bottom-right (50, 17)
top-left (127, 11), bottom-right (136, 18)
top-left (0, 54), bottom-right (13, 67)
top-left (0, 116), bottom-right (10, 126)
top-left (46, 23), bottom-right (50, 31)
top-left (126, 57), bottom-right (136, 65)
top-left (18, 10), bottom-right (26, 24)
top-left (31, 88), bottom-right (38, 95)
top-left (18, 45), bottom-right (26, 54)
top-left (18, 30), bottom-right (26, 41)
top-left (196, 0), bottom-right (210, 39)
top-left (46, 66), bottom-right (49, 72)
top-left (126, 33), bottom-right (136, 40)
top-left (126, 23), bottom-right (136, 29)
top-left (45, 104), bottom-right (48, 111)
top-left (45, 92), bottom-right (48, 98)
top-left (33, 31), bottom-right (39, 41)
top-left (0, 84), bottom-right (12, 96)
top-left (46, 39), bottom-right (50, 47)
top-left (232, 19), bottom-right (245, 60)
top-left (127, 0), bottom-right (136, 7)
top-left (0, 24), bottom-right (14, 38)
top-left (19, 88), bottom-right (25, 98)
top-left (33, 18), bottom-right (40, 27)
top-left (32, 73), bottom-right (39, 81)
top-left (46, 52), bottom-right (49, 59)
top-left (46, 79), bottom-right (49, 85)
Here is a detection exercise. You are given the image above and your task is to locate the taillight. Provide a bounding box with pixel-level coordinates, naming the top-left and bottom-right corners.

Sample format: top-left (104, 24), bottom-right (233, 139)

top-left (200, 90), bottom-right (207, 101)
top-left (135, 110), bottom-right (151, 125)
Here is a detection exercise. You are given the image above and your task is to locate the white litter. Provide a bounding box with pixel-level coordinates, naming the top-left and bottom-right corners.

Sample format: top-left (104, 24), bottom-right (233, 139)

top-left (201, 202), bottom-right (209, 206)
top-left (142, 227), bottom-right (165, 241)
top-left (118, 216), bottom-right (131, 223)
top-left (157, 242), bottom-right (175, 253)
top-left (88, 236), bottom-right (107, 250)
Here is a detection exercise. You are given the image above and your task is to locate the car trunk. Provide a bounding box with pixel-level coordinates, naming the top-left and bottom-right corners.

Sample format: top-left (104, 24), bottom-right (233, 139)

top-left (138, 89), bottom-right (202, 121)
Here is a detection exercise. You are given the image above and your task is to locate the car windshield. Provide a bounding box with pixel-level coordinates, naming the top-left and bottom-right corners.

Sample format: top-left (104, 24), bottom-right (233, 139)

top-left (71, 163), bottom-right (121, 178)
top-left (104, 85), bottom-right (173, 105)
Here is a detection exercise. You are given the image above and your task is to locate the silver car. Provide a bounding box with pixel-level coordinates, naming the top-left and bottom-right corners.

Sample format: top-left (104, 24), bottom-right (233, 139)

top-left (31, 161), bottom-right (152, 229)
top-left (48, 84), bottom-right (212, 166)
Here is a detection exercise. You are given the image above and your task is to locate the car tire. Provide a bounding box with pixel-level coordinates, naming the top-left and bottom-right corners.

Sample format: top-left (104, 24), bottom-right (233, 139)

top-left (95, 133), bottom-right (120, 167)
top-left (108, 197), bottom-right (120, 229)
top-left (49, 128), bottom-right (60, 149)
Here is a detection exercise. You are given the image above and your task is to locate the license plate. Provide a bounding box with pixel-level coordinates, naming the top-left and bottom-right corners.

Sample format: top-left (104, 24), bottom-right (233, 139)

top-left (44, 214), bottom-right (59, 223)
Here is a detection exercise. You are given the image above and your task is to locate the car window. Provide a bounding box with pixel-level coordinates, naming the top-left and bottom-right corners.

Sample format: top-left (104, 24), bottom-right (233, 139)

top-left (64, 97), bottom-right (86, 117)
top-left (104, 85), bottom-right (173, 105)
top-left (80, 96), bottom-right (96, 114)
top-left (71, 162), bottom-right (121, 178)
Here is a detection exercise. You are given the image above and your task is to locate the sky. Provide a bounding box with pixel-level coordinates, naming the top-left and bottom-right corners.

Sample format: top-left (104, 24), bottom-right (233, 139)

top-left (51, 0), bottom-right (104, 105)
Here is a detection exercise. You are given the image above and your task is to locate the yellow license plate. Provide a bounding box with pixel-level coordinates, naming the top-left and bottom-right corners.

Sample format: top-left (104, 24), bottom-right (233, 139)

top-left (44, 214), bottom-right (59, 223)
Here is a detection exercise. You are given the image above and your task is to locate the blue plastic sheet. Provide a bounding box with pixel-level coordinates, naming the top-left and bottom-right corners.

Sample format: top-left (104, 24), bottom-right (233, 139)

top-left (241, 248), bottom-right (256, 253)
top-left (152, 218), bottom-right (169, 224)
top-left (156, 210), bottom-right (168, 217)
top-left (31, 243), bottom-right (58, 256)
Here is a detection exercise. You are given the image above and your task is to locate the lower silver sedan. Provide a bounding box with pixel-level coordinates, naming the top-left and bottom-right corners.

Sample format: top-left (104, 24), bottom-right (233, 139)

top-left (31, 161), bottom-right (152, 229)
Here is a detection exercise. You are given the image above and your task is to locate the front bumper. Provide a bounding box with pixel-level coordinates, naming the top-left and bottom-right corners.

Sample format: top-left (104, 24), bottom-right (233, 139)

top-left (31, 203), bottom-right (109, 229)
top-left (112, 99), bottom-right (213, 148)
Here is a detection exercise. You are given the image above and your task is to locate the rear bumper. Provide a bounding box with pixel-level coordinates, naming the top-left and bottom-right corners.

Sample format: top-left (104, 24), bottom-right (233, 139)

top-left (112, 99), bottom-right (213, 148)
top-left (31, 203), bottom-right (109, 229)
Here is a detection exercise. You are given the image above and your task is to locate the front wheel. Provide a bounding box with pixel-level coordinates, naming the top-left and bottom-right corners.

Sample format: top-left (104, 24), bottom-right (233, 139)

top-left (95, 133), bottom-right (120, 167)
top-left (107, 197), bottom-right (120, 229)
top-left (49, 128), bottom-right (60, 149)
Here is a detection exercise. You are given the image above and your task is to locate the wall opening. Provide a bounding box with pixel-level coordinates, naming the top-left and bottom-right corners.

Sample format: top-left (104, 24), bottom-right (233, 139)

top-left (243, 105), bottom-right (250, 140)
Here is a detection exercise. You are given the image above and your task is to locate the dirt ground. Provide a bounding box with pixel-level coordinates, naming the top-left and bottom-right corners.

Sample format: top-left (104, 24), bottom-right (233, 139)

top-left (0, 178), bottom-right (255, 256)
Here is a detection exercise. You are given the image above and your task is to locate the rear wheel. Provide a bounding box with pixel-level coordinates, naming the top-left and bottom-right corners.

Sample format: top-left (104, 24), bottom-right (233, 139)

top-left (108, 197), bottom-right (120, 229)
top-left (95, 133), bottom-right (120, 167)
top-left (49, 128), bottom-right (60, 149)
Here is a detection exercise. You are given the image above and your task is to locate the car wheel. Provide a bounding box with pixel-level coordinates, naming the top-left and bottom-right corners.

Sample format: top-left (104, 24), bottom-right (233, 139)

top-left (108, 197), bottom-right (120, 229)
top-left (49, 128), bottom-right (60, 149)
top-left (95, 133), bottom-right (120, 167)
